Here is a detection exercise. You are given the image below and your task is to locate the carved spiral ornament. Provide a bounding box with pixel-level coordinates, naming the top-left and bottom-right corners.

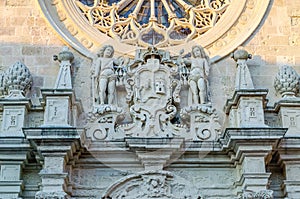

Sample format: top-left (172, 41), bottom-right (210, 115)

top-left (38, 0), bottom-right (271, 60)
top-left (75, 0), bottom-right (230, 47)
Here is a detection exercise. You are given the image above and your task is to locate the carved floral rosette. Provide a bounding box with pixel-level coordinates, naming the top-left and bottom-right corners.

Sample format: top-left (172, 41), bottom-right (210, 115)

top-left (102, 171), bottom-right (201, 199)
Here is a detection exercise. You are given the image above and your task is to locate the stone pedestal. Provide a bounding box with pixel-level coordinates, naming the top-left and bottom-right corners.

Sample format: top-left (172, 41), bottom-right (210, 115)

top-left (0, 99), bottom-right (31, 137)
top-left (224, 89), bottom-right (268, 128)
top-left (0, 99), bottom-right (32, 198)
top-left (274, 99), bottom-right (300, 137)
top-left (41, 89), bottom-right (74, 127)
top-left (222, 128), bottom-right (286, 197)
top-left (24, 128), bottom-right (85, 198)
top-left (0, 138), bottom-right (31, 198)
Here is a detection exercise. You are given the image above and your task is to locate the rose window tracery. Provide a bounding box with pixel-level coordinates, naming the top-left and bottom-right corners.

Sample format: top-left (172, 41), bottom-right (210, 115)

top-left (75, 0), bottom-right (231, 46)
top-left (38, 0), bottom-right (272, 61)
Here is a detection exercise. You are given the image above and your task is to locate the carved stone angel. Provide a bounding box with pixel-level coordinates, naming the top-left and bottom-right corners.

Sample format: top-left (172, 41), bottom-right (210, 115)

top-left (186, 45), bottom-right (210, 105)
top-left (91, 45), bottom-right (118, 105)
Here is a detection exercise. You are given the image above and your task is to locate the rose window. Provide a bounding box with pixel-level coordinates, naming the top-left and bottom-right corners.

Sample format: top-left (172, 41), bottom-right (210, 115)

top-left (75, 0), bottom-right (231, 47)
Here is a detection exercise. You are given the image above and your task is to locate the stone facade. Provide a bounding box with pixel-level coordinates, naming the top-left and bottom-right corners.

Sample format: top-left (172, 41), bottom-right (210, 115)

top-left (1, 0), bottom-right (300, 199)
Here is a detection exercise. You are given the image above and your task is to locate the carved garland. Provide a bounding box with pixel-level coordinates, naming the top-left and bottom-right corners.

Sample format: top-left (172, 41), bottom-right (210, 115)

top-left (38, 0), bottom-right (271, 61)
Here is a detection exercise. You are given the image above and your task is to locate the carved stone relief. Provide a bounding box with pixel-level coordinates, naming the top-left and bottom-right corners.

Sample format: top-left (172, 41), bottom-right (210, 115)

top-left (102, 171), bottom-right (201, 199)
top-left (240, 190), bottom-right (273, 199)
top-left (86, 46), bottom-right (221, 141)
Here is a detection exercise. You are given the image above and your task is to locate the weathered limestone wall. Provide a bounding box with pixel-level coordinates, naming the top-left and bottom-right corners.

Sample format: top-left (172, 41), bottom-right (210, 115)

top-left (0, 0), bottom-right (63, 90)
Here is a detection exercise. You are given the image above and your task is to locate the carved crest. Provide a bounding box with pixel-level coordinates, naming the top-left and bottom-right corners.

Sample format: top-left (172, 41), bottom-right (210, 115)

top-left (86, 46), bottom-right (221, 141)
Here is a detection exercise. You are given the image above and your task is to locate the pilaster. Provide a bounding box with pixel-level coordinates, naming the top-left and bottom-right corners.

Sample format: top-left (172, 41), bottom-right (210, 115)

top-left (222, 128), bottom-right (286, 197)
top-left (277, 138), bottom-right (300, 198)
top-left (0, 138), bottom-right (31, 198)
top-left (0, 99), bottom-right (32, 198)
top-left (274, 99), bottom-right (300, 137)
top-left (24, 128), bottom-right (85, 199)
top-left (224, 89), bottom-right (268, 128)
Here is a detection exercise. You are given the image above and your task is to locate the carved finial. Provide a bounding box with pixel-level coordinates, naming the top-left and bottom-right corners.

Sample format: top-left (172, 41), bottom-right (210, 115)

top-left (54, 46), bottom-right (74, 89)
top-left (54, 46), bottom-right (74, 63)
top-left (4, 61), bottom-right (32, 98)
top-left (231, 47), bottom-right (252, 61)
top-left (274, 65), bottom-right (299, 98)
top-left (232, 47), bottom-right (254, 90)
